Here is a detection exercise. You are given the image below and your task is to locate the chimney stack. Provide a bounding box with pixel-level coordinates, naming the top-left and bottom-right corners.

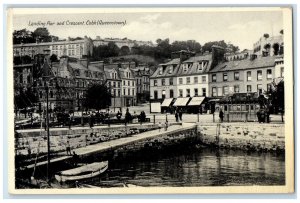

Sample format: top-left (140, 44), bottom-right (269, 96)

top-left (211, 45), bottom-right (225, 70)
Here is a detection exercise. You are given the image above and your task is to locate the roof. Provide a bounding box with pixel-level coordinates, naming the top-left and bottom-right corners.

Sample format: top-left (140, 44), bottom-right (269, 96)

top-left (118, 68), bottom-right (135, 79)
top-left (209, 56), bottom-right (276, 73)
top-left (177, 54), bottom-right (212, 76)
top-left (150, 58), bottom-right (181, 78)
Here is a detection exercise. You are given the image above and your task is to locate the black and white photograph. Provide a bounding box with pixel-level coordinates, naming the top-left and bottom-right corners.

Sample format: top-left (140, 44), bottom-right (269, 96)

top-left (7, 7), bottom-right (294, 194)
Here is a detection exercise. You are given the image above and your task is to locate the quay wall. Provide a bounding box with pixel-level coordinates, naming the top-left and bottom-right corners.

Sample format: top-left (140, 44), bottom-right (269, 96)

top-left (197, 123), bottom-right (285, 151)
top-left (15, 124), bottom-right (159, 155)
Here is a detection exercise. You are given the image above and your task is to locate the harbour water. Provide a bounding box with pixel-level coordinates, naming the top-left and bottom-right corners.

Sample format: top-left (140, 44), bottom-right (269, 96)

top-left (83, 148), bottom-right (285, 187)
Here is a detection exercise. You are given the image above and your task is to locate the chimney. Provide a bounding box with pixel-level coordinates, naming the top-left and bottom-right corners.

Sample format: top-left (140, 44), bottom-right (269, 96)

top-left (211, 45), bottom-right (225, 70)
top-left (96, 36), bottom-right (101, 40)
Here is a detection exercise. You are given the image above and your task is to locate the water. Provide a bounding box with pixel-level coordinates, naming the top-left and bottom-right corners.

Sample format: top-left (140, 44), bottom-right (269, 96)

top-left (83, 148), bottom-right (285, 187)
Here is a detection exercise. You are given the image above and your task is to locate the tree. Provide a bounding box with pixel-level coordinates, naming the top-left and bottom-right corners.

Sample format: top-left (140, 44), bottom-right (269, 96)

top-left (268, 80), bottom-right (284, 114)
top-left (280, 29), bottom-right (284, 35)
top-left (83, 84), bottom-right (112, 111)
top-left (50, 54), bottom-right (58, 63)
top-left (13, 29), bottom-right (35, 44)
top-left (263, 33), bottom-right (270, 39)
top-left (14, 88), bottom-right (39, 110)
top-left (202, 40), bottom-right (239, 53)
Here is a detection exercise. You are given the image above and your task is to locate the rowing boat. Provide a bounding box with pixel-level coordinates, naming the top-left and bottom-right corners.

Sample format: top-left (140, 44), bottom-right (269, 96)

top-left (55, 161), bottom-right (108, 182)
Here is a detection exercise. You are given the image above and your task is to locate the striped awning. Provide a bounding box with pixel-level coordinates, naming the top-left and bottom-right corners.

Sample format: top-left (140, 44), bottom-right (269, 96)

top-left (161, 98), bottom-right (174, 107)
top-left (188, 97), bottom-right (205, 106)
top-left (173, 97), bottom-right (190, 106)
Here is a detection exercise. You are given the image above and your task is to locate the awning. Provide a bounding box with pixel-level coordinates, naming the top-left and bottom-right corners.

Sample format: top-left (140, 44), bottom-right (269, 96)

top-left (173, 97), bottom-right (190, 106)
top-left (188, 97), bottom-right (205, 106)
top-left (161, 98), bottom-right (174, 107)
top-left (209, 99), bottom-right (220, 102)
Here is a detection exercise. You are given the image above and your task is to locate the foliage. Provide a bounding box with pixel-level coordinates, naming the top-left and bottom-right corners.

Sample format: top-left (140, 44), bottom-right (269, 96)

top-left (13, 55), bottom-right (32, 65)
top-left (13, 27), bottom-right (59, 44)
top-left (263, 33), bottom-right (270, 39)
top-left (93, 42), bottom-right (120, 60)
top-left (50, 54), bottom-right (58, 63)
top-left (83, 84), bottom-right (112, 111)
top-left (14, 88), bottom-right (39, 109)
top-left (280, 29), bottom-right (284, 35)
top-left (202, 40), bottom-right (239, 53)
top-left (268, 80), bottom-right (284, 114)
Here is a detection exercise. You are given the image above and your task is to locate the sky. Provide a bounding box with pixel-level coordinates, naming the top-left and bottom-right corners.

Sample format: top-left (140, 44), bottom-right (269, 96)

top-left (12, 9), bottom-right (283, 51)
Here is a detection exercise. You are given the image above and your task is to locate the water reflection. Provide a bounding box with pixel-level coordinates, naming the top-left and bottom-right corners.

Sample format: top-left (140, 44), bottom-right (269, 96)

top-left (84, 148), bottom-right (285, 187)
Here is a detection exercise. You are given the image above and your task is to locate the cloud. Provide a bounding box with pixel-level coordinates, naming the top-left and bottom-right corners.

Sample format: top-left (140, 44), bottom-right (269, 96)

top-left (140, 14), bottom-right (161, 23)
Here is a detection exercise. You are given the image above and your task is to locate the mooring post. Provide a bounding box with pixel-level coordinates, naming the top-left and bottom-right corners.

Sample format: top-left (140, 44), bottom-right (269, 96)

top-left (153, 115), bottom-right (156, 124)
top-left (197, 113), bottom-right (200, 122)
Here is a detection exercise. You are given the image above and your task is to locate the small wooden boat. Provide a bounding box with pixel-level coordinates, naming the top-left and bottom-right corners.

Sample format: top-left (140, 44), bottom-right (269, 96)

top-left (55, 161), bottom-right (108, 182)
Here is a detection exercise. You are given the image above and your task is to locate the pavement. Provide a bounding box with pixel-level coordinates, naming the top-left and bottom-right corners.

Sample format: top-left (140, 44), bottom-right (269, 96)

top-left (25, 122), bottom-right (196, 169)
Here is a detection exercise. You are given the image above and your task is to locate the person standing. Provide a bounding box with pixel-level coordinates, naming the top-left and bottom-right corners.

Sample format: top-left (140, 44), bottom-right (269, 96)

top-left (164, 121), bottom-right (169, 131)
top-left (179, 109), bottom-right (183, 121)
top-left (66, 140), bottom-right (71, 155)
top-left (175, 111), bottom-right (179, 122)
top-left (219, 109), bottom-right (224, 123)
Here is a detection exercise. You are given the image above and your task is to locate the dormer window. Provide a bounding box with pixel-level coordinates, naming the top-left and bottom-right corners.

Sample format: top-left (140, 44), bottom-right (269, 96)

top-left (168, 67), bottom-right (173, 74)
top-left (159, 67), bottom-right (163, 75)
top-left (183, 64), bottom-right (188, 72)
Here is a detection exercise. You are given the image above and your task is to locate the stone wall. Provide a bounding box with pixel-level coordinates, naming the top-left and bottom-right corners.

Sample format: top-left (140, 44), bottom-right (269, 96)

top-left (15, 124), bottom-right (158, 155)
top-left (197, 123), bottom-right (285, 151)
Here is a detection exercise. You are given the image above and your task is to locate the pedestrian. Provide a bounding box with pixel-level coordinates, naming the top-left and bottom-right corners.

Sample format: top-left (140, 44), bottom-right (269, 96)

top-left (175, 111), bottom-right (179, 122)
top-left (125, 108), bottom-right (132, 124)
top-left (117, 111), bottom-right (122, 121)
top-left (66, 140), bottom-right (71, 155)
top-left (219, 108), bottom-right (224, 123)
top-left (72, 151), bottom-right (79, 167)
top-left (68, 113), bottom-right (72, 129)
top-left (179, 109), bottom-right (183, 121)
top-left (164, 121), bottom-right (168, 131)
top-left (158, 122), bottom-right (162, 132)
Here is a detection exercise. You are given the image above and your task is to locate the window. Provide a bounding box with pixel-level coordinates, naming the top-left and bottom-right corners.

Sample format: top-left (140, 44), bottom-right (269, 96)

top-left (194, 77), bottom-right (198, 84)
top-left (128, 81), bottom-right (130, 86)
top-left (128, 89), bottom-right (130, 95)
top-left (154, 80), bottom-right (157, 86)
top-left (186, 77), bottom-right (190, 84)
top-left (162, 79), bottom-right (165, 86)
top-left (179, 89), bottom-right (183, 97)
top-left (170, 89), bottom-right (174, 98)
top-left (132, 89), bottom-right (135, 95)
top-left (194, 88), bottom-right (198, 96)
top-left (202, 88), bottom-right (206, 97)
top-left (247, 71), bottom-right (252, 81)
top-left (281, 67), bottom-right (284, 77)
top-left (223, 73), bottom-right (228, 81)
top-left (212, 74), bottom-right (217, 82)
top-left (132, 81), bottom-right (135, 86)
top-left (257, 84), bottom-right (263, 94)
top-left (212, 87), bottom-right (217, 97)
top-left (113, 89), bottom-right (116, 96)
top-left (202, 76), bottom-right (206, 83)
top-left (267, 69), bottom-right (272, 80)
top-left (234, 72), bottom-right (239, 80)
top-left (39, 91), bottom-right (43, 98)
top-left (113, 82), bottom-right (116, 87)
top-left (234, 85), bottom-right (239, 93)
top-left (179, 78), bottom-right (183, 84)
top-left (162, 90), bottom-right (166, 99)
top-left (169, 78), bottom-right (174, 85)
top-left (217, 87), bottom-right (222, 96)
top-left (257, 70), bottom-right (262, 81)
top-left (247, 85), bottom-right (252, 92)
top-left (223, 86), bottom-right (229, 95)
top-left (123, 81), bottom-right (125, 85)
top-left (154, 91), bottom-right (158, 99)
top-left (118, 90), bottom-right (120, 96)
top-left (123, 89), bottom-right (126, 95)
top-left (186, 89), bottom-right (190, 97)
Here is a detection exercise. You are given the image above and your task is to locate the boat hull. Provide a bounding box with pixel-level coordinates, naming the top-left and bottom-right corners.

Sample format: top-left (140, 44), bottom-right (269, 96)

top-left (55, 161), bottom-right (108, 182)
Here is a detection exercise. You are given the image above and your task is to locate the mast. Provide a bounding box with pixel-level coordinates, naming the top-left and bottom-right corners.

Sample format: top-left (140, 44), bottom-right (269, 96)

top-left (46, 83), bottom-right (50, 184)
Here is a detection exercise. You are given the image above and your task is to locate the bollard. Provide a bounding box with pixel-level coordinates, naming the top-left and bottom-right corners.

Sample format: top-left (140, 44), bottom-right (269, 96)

top-left (153, 115), bottom-right (156, 124)
top-left (213, 113), bottom-right (215, 123)
top-left (165, 114), bottom-right (168, 122)
top-left (197, 113), bottom-right (199, 122)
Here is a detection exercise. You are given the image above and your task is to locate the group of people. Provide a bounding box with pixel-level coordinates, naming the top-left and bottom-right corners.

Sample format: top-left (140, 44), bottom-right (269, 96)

top-left (174, 108), bottom-right (183, 122)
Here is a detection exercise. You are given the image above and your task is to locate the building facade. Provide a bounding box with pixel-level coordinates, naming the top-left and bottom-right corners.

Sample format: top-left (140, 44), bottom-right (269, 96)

top-left (13, 36), bottom-right (94, 59)
top-left (208, 55), bottom-right (277, 97)
top-left (253, 35), bottom-right (283, 57)
top-left (132, 65), bottom-right (152, 103)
